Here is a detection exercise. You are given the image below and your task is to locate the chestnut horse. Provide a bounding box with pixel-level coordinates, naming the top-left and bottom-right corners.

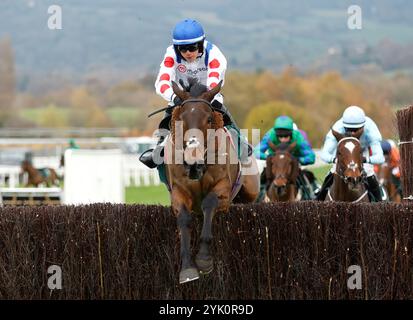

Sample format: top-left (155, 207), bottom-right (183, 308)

top-left (377, 156), bottom-right (402, 202)
top-left (264, 141), bottom-right (299, 202)
top-left (21, 160), bottom-right (60, 187)
top-left (164, 80), bottom-right (260, 284)
top-left (326, 129), bottom-right (369, 202)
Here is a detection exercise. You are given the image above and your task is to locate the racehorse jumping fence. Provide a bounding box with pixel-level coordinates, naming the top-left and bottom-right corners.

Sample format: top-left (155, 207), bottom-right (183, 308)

top-left (396, 105), bottom-right (413, 202)
top-left (0, 202), bottom-right (412, 299)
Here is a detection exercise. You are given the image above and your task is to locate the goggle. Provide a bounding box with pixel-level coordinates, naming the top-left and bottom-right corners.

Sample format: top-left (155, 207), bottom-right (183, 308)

top-left (345, 127), bottom-right (363, 133)
top-left (177, 44), bottom-right (199, 53)
top-left (277, 134), bottom-right (291, 138)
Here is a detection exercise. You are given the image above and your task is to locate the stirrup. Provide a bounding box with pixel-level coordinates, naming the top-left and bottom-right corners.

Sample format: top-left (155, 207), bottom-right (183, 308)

top-left (139, 149), bottom-right (157, 169)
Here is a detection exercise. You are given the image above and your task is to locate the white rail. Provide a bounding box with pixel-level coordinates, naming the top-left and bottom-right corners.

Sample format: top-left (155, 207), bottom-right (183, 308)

top-left (0, 150), bottom-right (326, 189)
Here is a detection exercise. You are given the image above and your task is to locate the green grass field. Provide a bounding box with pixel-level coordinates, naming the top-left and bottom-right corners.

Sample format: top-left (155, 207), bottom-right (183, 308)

top-left (125, 165), bottom-right (332, 205)
top-left (125, 185), bottom-right (170, 205)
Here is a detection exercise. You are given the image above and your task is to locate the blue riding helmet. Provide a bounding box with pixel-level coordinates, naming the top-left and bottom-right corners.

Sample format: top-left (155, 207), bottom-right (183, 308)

top-left (172, 19), bottom-right (205, 45)
top-left (381, 139), bottom-right (391, 155)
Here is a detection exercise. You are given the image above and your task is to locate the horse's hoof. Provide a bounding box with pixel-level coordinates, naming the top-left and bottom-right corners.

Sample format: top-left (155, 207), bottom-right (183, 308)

top-left (179, 268), bottom-right (199, 284)
top-left (195, 256), bottom-right (213, 275)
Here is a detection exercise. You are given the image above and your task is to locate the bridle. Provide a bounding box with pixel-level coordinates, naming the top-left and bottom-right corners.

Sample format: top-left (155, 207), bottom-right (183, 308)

top-left (267, 150), bottom-right (298, 192)
top-left (148, 98), bottom-right (220, 118)
top-left (329, 136), bottom-right (368, 202)
top-left (334, 137), bottom-right (365, 184)
top-left (171, 98), bottom-right (223, 179)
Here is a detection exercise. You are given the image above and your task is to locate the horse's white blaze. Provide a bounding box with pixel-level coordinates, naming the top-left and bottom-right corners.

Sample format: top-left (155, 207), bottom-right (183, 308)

top-left (191, 107), bottom-right (195, 112)
top-left (348, 160), bottom-right (358, 172)
top-left (279, 155), bottom-right (285, 159)
top-left (344, 141), bottom-right (356, 154)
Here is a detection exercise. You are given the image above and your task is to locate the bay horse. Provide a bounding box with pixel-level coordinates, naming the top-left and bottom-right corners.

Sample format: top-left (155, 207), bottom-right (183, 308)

top-left (164, 80), bottom-right (260, 284)
top-left (376, 156), bottom-right (401, 202)
top-left (264, 141), bottom-right (299, 202)
top-left (326, 129), bottom-right (369, 202)
top-left (21, 160), bottom-right (60, 187)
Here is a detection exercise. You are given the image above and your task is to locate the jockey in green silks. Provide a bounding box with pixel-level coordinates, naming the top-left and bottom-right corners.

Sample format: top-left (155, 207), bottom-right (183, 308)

top-left (254, 115), bottom-right (319, 199)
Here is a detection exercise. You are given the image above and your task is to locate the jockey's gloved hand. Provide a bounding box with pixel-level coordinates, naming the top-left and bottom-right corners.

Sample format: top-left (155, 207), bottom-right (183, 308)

top-left (173, 95), bottom-right (183, 106)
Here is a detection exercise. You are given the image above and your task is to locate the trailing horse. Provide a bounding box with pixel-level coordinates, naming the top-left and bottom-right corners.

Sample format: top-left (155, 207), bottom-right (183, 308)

top-left (262, 141), bottom-right (318, 202)
top-left (264, 142), bottom-right (299, 202)
top-left (326, 129), bottom-right (369, 202)
top-left (163, 80), bottom-right (260, 284)
top-left (21, 160), bottom-right (60, 187)
top-left (376, 156), bottom-right (402, 202)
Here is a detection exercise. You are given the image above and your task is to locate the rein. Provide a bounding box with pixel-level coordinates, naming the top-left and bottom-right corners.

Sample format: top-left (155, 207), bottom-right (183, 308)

top-left (331, 136), bottom-right (368, 202)
top-left (148, 98), bottom-right (221, 118)
top-left (327, 188), bottom-right (368, 203)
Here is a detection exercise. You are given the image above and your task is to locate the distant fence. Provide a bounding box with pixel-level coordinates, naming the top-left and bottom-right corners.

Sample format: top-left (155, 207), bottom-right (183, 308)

top-left (0, 202), bottom-right (412, 299)
top-left (0, 187), bottom-right (62, 205)
top-left (0, 150), bottom-right (324, 188)
top-left (0, 155), bottom-right (159, 188)
top-left (122, 154), bottom-right (160, 187)
top-left (0, 166), bottom-right (21, 188)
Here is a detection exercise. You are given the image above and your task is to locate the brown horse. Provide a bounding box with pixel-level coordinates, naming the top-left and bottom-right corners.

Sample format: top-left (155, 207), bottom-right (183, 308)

top-left (264, 141), bottom-right (299, 202)
top-left (377, 156), bottom-right (401, 202)
top-left (326, 129), bottom-right (369, 202)
top-left (21, 160), bottom-right (60, 187)
top-left (164, 80), bottom-right (260, 284)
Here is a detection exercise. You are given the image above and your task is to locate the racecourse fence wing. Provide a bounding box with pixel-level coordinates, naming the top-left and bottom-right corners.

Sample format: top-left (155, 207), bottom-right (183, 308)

top-left (397, 105), bottom-right (413, 202)
top-left (0, 202), bottom-right (412, 299)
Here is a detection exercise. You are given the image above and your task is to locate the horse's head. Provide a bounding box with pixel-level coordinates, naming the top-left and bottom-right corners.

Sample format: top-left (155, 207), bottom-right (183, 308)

top-left (265, 141), bottom-right (299, 196)
top-left (21, 160), bottom-right (31, 172)
top-left (170, 79), bottom-right (224, 180)
top-left (332, 129), bottom-right (364, 190)
top-left (377, 154), bottom-right (391, 185)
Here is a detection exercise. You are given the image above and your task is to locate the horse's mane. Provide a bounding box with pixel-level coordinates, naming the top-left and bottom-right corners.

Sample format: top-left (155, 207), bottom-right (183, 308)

top-left (184, 77), bottom-right (208, 97)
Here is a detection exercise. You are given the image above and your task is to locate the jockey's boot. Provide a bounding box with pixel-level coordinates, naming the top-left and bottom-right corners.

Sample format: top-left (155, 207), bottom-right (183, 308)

top-left (316, 171), bottom-right (334, 201)
top-left (212, 101), bottom-right (252, 162)
top-left (302, 169), bottom-right (321, 196)
top-left (312, 180), bottom-right (321, 195)
top-left (139, 109), bottom-right (172, 169)
top-left (366, 175), bottom-right (383, 202)
top-left (139, 135), bottom-right (166, 169)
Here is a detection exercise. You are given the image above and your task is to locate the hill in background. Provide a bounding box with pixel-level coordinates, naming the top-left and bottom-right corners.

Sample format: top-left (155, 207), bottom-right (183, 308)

top-left (1, 0), bottom-right (413, 92)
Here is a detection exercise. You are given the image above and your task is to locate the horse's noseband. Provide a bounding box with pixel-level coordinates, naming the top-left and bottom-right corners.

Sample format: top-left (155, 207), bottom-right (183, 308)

top-left (186, 137), bottom-right (201, 149)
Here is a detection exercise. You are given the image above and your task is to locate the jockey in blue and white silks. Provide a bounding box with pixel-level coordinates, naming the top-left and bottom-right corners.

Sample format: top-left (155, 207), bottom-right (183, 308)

top-left (317, 106), bottom-right (385, 201)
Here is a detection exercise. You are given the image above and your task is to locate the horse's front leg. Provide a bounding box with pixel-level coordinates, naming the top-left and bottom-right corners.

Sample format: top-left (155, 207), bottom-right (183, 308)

top-left (196, 177), bottom-right (231, 274)
top-left (196, 192), bottom-right (219, 274)
top-left (172, 189), bottom-right (199, 284)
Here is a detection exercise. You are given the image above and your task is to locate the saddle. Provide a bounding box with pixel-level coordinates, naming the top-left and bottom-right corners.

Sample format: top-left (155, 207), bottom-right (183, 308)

top-left (38, 168), bottom-right (51, 178)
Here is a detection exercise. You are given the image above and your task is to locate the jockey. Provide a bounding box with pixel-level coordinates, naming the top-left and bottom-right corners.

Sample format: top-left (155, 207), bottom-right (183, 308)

top-left (254, 115), bottom-right (315, 165)
top-left (254, 115), bottom-right (317, 196)
top-left (68, 138), bottom-right (79, 150)
top-left (293, 123), bottom-right (312, 147)
top-left (374, 139), bottom-right (401, 178)
top-left (317, 106), bottom-right (385, 201)
top-left (140, 19), bottom-right (246, 168)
